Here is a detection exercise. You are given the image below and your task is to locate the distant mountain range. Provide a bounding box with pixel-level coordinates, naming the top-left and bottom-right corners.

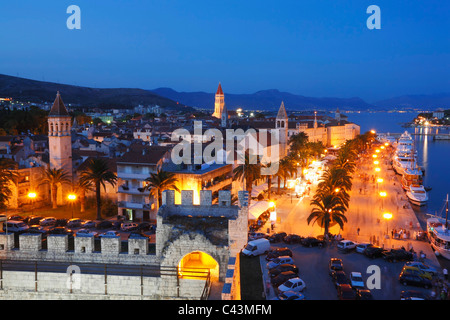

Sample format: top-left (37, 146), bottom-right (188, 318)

top-left (1, 73), bottom-right (448, 112)
top-left (151, 87), bottom-right (450, 112)
top-left (0, 74), bottom-right (186, 110)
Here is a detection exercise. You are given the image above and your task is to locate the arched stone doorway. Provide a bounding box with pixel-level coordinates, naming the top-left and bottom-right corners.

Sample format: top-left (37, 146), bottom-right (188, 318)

top-left (178, 251), bottom-right (220, 282)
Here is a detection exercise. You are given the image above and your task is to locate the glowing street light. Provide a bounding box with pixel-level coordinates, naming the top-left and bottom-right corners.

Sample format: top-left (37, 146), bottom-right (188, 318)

top-left (375, 167), bottom-right (381, 173)
top-left (377, 178), bottom-right (384, 184)
top-left (67, 193), bottom-right (77, 218)
top-left (28, 192), bottom-right (37, 215)
top-left (372, 154), bottom-right (378, 158)
top-left (373, 160), bottom-right (379, 165)
top-left (375, 149), bottom-right (380, 153)
top-left (379, 191), bottom-right (387, 210)
top-left (383, 212), bottom-right (393, 236)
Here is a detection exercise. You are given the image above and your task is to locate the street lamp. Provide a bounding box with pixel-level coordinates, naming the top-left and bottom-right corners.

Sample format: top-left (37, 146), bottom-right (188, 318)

top-left (68, 194), bottom-right (77, 218)
top-left (28, 192), bottom-right (37, 215)
top-left (379, 191), bottom-right (387, 210)
top-left (383, 212), bottom-right (393, 237)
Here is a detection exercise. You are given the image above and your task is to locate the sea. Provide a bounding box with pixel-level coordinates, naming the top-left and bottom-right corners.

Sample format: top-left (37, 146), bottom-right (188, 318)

top-left (346, 111), bottom-right (450, 224)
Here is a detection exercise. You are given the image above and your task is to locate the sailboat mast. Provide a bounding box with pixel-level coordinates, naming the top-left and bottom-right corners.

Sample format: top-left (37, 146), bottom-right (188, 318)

top-left (446, 194), bottom-right (449, 229)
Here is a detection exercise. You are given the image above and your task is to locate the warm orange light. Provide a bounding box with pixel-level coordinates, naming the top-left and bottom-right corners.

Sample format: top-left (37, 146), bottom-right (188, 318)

top-left (335, 188), bottom-right (340, 193)
top-left (379, 191), bottom-right (387, 197)
top-left (377, 178), bottom-right (384, 183)
top-left (371, 130), bottom-right (376, 134)
top-left (269, 201), bottom-right (275, 208)
top-left (383, 212), bottom-right (393, 220)
top-left (28, 192), bottom-right (37, 199)
top-left (375, 149), bottom-right (380, 153)
top-left (373, 160), bottom-right (379, 165)
top-left (68, 194), bottom-right (77, 201)
top-left (384, 142), bottom-right (389, 146)
top-left (380, 146), bottom-right (385, 150)
top-left (372, 154), bottom-right (378, 158)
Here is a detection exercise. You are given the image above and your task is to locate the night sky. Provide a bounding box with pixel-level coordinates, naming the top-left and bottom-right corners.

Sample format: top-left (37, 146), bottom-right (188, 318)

top-left (0, 0), bottom-right (449, 102)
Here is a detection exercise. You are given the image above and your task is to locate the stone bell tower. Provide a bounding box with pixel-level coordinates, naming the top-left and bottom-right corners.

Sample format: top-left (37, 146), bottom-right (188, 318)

top-left (48, 92), bottom-right (73, 204)
top-left (212, 82), bottom-right (225, 119)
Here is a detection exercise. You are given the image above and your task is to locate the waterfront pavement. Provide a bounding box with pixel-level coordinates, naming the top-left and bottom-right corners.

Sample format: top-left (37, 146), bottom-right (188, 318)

top-left (259, 147), bottom-right (444, 300)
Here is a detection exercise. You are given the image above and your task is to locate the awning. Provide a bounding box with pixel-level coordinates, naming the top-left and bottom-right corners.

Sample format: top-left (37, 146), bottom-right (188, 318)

top-left (248, 201), bottom-right (271, 220)
top-left (251, 183), bottom-right (268, 198)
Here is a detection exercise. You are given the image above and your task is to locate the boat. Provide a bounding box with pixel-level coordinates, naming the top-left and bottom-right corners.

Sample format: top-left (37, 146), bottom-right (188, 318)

top-left (406, 184), bottom-right (428, 206)
top-left (401, 168), bottom-right (423, 191)
top-left (427, 195), bottom-right (450, 259)
top-left (392, 131), bottom-right (417, 176)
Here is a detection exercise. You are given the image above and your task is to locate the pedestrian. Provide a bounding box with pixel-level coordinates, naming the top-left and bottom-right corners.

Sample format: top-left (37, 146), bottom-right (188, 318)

top-left (357, 227), bottom-right (360, 236)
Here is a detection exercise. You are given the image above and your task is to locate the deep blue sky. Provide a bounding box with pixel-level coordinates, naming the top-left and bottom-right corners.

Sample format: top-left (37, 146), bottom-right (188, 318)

top-left (0, 0), bottom-right (449, 102)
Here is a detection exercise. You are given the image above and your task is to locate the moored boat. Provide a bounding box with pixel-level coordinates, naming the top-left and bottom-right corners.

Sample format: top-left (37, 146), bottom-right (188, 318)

top-left (406, 184), bottom-right (428, 206)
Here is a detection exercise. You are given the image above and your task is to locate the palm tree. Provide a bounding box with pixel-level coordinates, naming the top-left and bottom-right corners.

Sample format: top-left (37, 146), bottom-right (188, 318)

top-left (233, 152), bottom-right (261, 197)
top-left (261, 162), bottom-right (274, 200)
top-left (79, 158), bottom-right (117, 220)
top-left (41, 168), bottom-right (71, 209)
top-left (143, 169), bottom-right (180, 210)
top-left (0, 159), bottom-right (18, 209)
top-left (288, 132), bottom-right (309, 155)
top-left (308, 191), bottom-right (348, 238)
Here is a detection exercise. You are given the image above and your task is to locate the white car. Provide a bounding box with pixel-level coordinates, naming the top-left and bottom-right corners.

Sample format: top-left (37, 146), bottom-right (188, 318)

top-left (350, 272), bottom-right (365, 289)
top-left (337, 240), bottom-right (357, 252)
top-left (278, 278), bottom-right (306, 293)
top-left (356, 243), bottom-right (372, 254)
top-left (266, 256), bottom-right (294, 270)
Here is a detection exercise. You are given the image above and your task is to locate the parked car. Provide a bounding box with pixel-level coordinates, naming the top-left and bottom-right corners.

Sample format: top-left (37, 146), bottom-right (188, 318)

top-left (24, 216), bottom-right (44, 226)
top-left (331, 271), bottom-right (350, 288)
top-left (267, 256), bottom-right (294, 270)
top-left (403, 261), bottom-right (437, 276)
top-left (301, 237), bottom-right (325, 248)
top-left (399, 271), bottom-right (432, 288)
top-left (39, 217), bottom-right (57, 226)
top-left (401, 267), bottom-right (432, 281)
top-left (268, 232), bottom-right (287, 243)
top-left (364, 246), bottom-right (386, 259)
top-left (67, 218), bottom-right (84, 228)
top-left (337, 240), bottom-right (357, 252)
top-left (76, 229), bottom-right (99, 237)
top-left (242, 239), bottom-right (271, 257)
top-left (271, 271), bottom-right (298, 287)
top-left (95, 220), bottom-right (113, 230)
top-left (81, 220), bottom-right (96, 229)
top-left (383, 249), bottom-right (413, 262)
top-left (337, 284), bottom-right (356, 300)
top-left (283, 234), bottom-right (303, 244)
top-left (137, 222), bottom-right (152, 231)
top-left (265, 247), bottom-right (292, 261)
top-left (269, 264), bottom-right (299, 278)
top-left (356, 243), bottom-right (372, 254)
top-left (100, 231), bottom-right (120, 237)
top-left (54, 219), bottom-right (68, 227)
top-left (400, 290), bottom-right (429, 300)
top-left (248, 232), bottom-right (269, 241)
top-left (350, 272), bottom-right (365, 289)
top-left (329, 258), bottom-right (344, 275)
top-left (278, 290), bottom-right (305, 300)
top-left (355, 289), bottom-right (374, 300)
top-left (2, 221), bottom-right (29, 233)
top-left (277, 277), bottom-right (306, 293)
top-left (27, 225), bottom-right (48, 234)
top-left (7, 215), bottom-right (24, 221)
top-left (47, 227), bottom-right (73, 237)
top-left (121, 222), bottom-right (139, 232)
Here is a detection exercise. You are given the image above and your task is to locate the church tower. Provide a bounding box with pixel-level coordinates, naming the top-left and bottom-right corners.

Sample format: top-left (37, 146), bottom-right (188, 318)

top-left (48, 92), bottom-right (73, 178)
top-left (276, 101), bottom-right (289, 158)
top-left (212, 83), bottom-right (225, 119)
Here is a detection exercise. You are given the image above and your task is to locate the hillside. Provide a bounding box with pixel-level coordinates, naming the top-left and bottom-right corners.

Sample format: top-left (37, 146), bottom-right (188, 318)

top-left (0, 74), bottom-right (188, 110)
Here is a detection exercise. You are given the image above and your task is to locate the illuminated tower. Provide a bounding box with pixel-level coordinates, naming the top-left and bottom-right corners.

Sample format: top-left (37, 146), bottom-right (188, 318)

top-left (276, 101), bottom-right (289, 158)
top-left (212, 83), bottom-right (225, 119)
top-left (48, 92), bottom-right (73, 204)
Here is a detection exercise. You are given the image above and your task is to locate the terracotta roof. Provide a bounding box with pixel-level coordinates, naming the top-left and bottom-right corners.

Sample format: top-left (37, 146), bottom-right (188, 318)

top-left (48, 92), bottom-right (70, 117)
top-left (216, 83), bottom-right (224, 95)
top-left (117, 145), bottom-right (171, 165)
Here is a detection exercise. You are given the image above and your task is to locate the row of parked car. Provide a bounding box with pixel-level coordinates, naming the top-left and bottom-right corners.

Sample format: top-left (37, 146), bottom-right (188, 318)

top-left (248, 231), bottom-right (326, 247)
top-left (264, 247), bottom-right (306, 300)
top-left (2, 214), bottom-right (156, 236)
